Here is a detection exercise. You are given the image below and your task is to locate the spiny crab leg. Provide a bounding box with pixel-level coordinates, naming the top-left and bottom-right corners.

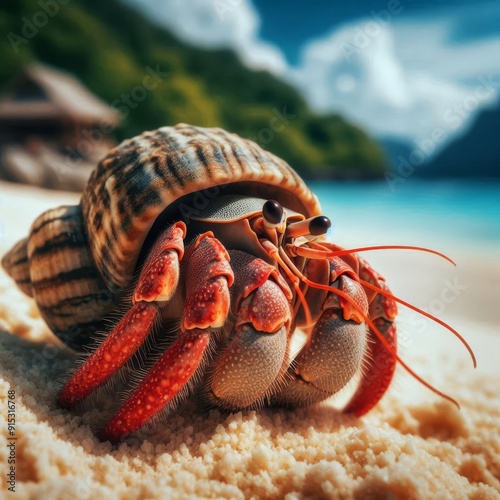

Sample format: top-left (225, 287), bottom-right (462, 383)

top-left (58, 222), bottom-right (186, 409)
top-left (343, 263), bottom-right (398, 416)
top-left (100, 233), bottom-right (234, 442)
top-left (101, 328), bottom-right (210, 443)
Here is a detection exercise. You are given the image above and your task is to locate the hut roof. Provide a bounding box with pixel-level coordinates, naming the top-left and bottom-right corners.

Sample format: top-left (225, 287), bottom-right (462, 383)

top-left (0, 63), bottom-right (120, 125)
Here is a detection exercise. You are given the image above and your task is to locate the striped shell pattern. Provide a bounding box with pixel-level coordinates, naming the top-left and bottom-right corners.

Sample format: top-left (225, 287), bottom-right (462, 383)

top-left (3, 124), bottom-right (321, 350)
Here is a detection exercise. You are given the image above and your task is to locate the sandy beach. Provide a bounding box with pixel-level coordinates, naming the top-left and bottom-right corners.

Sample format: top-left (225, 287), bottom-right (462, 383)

top-left (0, 180), bottom-right (499, 499)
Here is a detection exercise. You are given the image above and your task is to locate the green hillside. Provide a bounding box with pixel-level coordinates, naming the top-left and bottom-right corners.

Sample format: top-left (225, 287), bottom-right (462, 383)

top-left (0, 0), bottom-right (387, 178)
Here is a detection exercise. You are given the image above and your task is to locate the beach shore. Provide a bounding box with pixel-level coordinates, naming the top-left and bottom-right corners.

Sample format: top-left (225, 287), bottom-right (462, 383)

top-left (0, 180), bottom-right (498, 499)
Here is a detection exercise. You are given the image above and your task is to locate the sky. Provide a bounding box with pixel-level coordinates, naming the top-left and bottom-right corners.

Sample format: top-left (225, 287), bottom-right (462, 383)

top-left (124, 0), bottom-right (500, 151)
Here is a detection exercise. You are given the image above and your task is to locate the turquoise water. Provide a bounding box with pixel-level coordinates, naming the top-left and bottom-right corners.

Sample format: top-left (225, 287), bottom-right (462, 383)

top-left (307, 179), bottom-right (500, 255)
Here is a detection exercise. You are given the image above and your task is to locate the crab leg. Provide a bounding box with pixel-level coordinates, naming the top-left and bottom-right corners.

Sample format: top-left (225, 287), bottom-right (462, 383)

top-left (299, 242), bottom-right (398, 415)
top-left (208, 250), bottom-right (292, 409)
top-left (343, 255), bottom-right (397, 416)
top-left (272, 256), bottom-right (368, 407)
top-left (100, 234), bottom-right (234, 442)
top-left (58, 222), bottom-right (186, 409)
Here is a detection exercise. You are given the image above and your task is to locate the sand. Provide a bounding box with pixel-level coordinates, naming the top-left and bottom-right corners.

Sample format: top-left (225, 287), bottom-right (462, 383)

top-left (0, 180), bottom-right (499, 499)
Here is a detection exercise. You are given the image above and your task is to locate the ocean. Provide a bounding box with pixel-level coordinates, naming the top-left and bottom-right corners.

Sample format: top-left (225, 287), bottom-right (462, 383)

top-left (307, 179), bottom-right (500, 257)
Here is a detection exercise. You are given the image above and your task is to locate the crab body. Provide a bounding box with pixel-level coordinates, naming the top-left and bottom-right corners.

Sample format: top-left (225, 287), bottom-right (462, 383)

top-left (2, 124), bottom-right (399, 442)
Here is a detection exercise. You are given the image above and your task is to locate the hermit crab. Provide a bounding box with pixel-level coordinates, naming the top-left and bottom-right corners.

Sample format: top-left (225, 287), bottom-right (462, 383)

top-left (2, 124), bottom-right (475, 442)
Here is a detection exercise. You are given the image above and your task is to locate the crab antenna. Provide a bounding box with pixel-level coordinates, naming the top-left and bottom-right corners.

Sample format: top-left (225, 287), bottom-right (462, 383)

top-left (312, 243), bottom-right (456, 266)
top-left (292, 274), bottom-right (460, 409)
top-left (282, 240), bottom-right (466, 406)
top-left (335, 285), bottom-right (461, 409)
top-left (358, 279), bottom-right (476, 368)
top-left (307, 242), bottom-right (475, 366)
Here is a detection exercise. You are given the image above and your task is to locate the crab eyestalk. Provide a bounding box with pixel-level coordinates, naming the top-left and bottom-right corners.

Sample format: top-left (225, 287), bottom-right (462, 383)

top-left (285, 215), bottom-right (331, 239)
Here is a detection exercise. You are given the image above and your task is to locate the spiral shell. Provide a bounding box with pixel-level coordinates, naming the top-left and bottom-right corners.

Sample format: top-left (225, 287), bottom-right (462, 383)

top-left (2, 123), bottom-right (321, 349)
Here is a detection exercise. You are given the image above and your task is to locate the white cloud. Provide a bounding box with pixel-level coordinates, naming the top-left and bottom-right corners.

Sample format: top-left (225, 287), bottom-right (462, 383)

top-left (123, 0), bottom-right (500, 149)
top-left (291, 15), bottom-right (500, 146)
top-left (122, 0), bottom-right (287, 75)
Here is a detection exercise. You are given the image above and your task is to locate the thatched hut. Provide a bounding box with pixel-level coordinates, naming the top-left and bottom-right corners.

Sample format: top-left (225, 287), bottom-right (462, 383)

top-left (0, 63), bottom-right (120, 191)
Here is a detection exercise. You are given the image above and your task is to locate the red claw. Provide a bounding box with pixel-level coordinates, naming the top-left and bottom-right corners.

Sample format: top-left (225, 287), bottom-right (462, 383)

top-left (100, 232), bottom-right (233, 442)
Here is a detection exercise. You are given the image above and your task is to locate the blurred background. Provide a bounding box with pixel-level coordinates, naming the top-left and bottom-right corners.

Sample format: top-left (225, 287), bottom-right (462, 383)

top-left (0, 0), bottom-right (498, 256)
top-left (1, 0), bottom-right (499, 254)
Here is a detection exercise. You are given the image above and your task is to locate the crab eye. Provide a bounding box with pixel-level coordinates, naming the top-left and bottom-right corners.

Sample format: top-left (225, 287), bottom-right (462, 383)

top-left (285, 215), bottom-right (332, 239)
top-left (263, 199), bottom-right (284, 226)
top-left (309, 216), bottom-right (331, 236)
